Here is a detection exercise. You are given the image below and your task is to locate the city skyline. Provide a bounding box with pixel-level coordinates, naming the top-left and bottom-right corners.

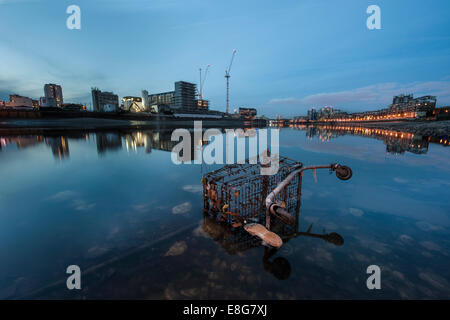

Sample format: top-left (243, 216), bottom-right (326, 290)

top-left (0, 79), bottom-right (444, 119)
top-left (1, 0), bottom-right (450, 117)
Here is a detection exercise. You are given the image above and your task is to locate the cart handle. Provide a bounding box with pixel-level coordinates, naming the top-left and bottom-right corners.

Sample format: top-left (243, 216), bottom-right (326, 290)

top-left (265, 163), bottom-right (352, 228)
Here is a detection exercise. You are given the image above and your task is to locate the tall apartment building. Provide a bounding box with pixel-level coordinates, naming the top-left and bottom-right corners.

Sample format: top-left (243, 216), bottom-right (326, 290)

top-left (145, 81), bottom-right (198, 112)
top-left (91, 88), bottom-right (119, 112)
top-left (173, 81), bottom-right (197, 110)
top-left (307, 108), bottom-right (318, 120)
top-left (392, 94), bottom-right (413, 105)
top-left (44, 83), bottom-right (63, 107)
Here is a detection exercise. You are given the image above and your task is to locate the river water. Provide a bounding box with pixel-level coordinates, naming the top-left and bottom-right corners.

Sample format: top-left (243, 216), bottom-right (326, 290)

top-left (0, 125), bottom-right (449, 299)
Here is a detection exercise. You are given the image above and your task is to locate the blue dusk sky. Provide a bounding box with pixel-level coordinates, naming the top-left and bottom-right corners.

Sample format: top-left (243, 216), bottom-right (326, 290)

top-left (0, 0), bottom-right (449, 116)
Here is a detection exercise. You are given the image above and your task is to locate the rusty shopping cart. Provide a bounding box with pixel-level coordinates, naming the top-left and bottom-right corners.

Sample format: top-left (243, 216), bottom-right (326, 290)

top-left (202, 155), bottom-right (352, 248)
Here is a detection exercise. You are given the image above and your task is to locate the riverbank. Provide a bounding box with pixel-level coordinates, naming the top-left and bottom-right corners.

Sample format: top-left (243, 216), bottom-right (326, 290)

top-left (0, 113), bottom-right (266, 134)
top-left (352, 120), bottom-right (450, 136)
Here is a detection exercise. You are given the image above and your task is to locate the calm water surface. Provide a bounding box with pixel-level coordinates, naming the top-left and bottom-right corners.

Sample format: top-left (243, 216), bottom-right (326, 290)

top-left (0, 126), bottom-right (449, 299)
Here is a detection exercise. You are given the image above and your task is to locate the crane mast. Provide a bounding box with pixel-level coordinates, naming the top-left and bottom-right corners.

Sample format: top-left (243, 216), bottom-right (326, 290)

top-left (225, 49), bottom-right (236, 114)
top-left (199, 68), bottom-right (202, 99)
top-left (198, 65), bottom-right (210, 100)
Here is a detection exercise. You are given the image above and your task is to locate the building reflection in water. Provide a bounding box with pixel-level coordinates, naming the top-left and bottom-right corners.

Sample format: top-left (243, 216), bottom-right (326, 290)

top-left (121, 130), bottom-right (177, 154)
top-left (120, 128), bottom-right (218, 162)
top-left (0, 136), bottom-right (44, 153)
top-left (3, 124), bottom-right (445, 160)
top-left (293, 124), bottom-right (448, 155)
top-left (96, 133), bottom-right (122, 155)
top-left (45, 136), bottom-right (70, 160)
top-left (201, 194), bottom-right (344, 281)
top-left (0, 134), bottom-right (89, 160)
top-left (0, 128), bottom-right (216, 161)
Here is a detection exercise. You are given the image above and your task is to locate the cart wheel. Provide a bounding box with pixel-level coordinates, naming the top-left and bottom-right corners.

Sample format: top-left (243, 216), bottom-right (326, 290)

top-left (335, 165), bottom-right (352, 180)
top-left (271, 257), bottom-right (291, 280)
top-left (325, 232), bottom-right (344, 246)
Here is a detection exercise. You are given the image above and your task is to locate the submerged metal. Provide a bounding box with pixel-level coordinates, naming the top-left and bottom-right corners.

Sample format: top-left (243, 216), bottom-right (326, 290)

top-left (202, 155), bottom-right (352, 248)
top-left (202, 155), bottom-right (303, 226)
top-left (200, 209), bottom-right (345, 280)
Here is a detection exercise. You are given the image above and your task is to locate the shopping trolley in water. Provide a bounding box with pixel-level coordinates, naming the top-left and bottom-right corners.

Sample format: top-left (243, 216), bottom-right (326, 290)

top-left (202, 154), bottom-right (352, 248)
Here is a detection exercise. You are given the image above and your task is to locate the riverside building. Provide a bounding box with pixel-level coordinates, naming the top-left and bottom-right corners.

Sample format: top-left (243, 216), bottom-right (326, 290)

top-left (144, 81), bottom-right (209, 113)
top-left (91, 88), bottom-right (119, 112)
top-left (42, 83), bottom-right (63, 107)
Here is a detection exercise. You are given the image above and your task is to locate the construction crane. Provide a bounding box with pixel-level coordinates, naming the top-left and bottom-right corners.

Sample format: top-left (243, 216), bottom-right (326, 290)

top-left (225, 49), bottom-right (236, 114)
top-left (198, 64), bottom-right (210, 100)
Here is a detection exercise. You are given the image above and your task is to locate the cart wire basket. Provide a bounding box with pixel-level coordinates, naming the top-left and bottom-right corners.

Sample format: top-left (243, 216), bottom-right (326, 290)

top-left (202, 155), bottom-right (303, 228)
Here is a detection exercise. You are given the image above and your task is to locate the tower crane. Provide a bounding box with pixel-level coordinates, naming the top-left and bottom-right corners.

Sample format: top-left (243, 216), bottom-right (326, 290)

top-left (225, 49), bottom-right (236, 114)
top-left (198, 64), bottom-right (210, 100)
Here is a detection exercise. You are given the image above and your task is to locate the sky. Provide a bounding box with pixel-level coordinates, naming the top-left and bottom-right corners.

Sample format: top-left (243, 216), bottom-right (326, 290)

top-left (0, 0), bottom-right (449, 117)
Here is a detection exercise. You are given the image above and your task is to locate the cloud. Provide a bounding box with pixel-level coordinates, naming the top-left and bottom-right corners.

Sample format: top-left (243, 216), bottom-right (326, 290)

top-left (419, 241), bottom-right (442, 252)
top-left (268, 81), bottom-right (450, 112)
top-left (132, 201), bottom-right (156, 213)
top-left (165, 241), bottom-right (187, 256)
top-left (393, 177), bottom-right (408, 184)
top-left (72, 199), bottom-right (96, 211)
top-left (182, 185), bottom-right (203, 194)
top-left (46, 190), bottom-right (77, 202)
top-left (172, 202), bottom-right (192, 215)
top-left (399, 234), bottom-right (413, 244)
top-left (416, 221), bottom-right (443, 232)
top-left (351, 252), bottom-right (371, 263)
top-left (418, 272), bottom-right (449, 291)
top-left (45, 190), bottom-right (96, 212)
top-left (0, 40), bottom-right (107, 104)
top-left (348, 208), bottom-right (364, 217)
top-left (355, 236), bottom-right (391, 255)
top-left (85, 246), bottom-right (109, 259)
top-left (306, 247), bottom-right (333, 264)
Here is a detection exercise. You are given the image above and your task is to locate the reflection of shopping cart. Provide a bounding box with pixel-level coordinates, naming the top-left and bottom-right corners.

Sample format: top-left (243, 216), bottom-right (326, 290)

top-left (201, 205), bottom-right (345, 280)
top-left (202, 214), bottom-right (262, 255)
top-left (202, 155), bottom-right (352, 248)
